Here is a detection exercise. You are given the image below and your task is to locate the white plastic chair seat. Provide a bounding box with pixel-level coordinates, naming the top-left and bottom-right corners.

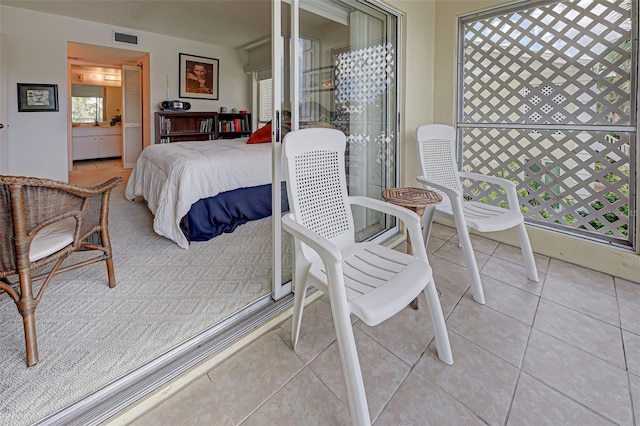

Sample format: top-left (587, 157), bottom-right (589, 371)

top-left (437, 199), bottom-right (524, 233)
top-left (308, 242), bottom-right (431, 327)
top-left (29, 217), bottom-right (76, 262)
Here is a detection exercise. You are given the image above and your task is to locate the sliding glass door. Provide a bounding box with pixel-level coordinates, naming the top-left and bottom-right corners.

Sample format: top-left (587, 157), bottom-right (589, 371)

top-left (271, 0), bottom-right (401, 299)
top-left (299, 0), bottom-right (399, 241)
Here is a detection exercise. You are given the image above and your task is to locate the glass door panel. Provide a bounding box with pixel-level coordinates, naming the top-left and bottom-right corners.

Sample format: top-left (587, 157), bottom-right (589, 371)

top-left (298, 0), bottom-right (399, 241)
top-left (273, 0), bottom-right (400, 299)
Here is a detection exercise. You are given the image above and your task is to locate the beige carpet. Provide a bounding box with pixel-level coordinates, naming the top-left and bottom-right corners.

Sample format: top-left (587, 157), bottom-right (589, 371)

top-left (0, 180), bottom-right (291, 425)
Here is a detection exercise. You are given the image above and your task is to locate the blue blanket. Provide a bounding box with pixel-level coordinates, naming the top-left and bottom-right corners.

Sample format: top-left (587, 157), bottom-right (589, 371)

top-left (180, 182), bottom-right (289, 242)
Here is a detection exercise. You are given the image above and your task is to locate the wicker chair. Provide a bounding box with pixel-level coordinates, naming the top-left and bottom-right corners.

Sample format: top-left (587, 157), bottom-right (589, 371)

top-left (0, 175), bottom-right (122, 367)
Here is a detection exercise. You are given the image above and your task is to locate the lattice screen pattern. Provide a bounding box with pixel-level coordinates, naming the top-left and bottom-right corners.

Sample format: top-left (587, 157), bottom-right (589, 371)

top-left (335, 42), bottom-right (395, 107)
top-left (458, 0), bottom-right (636, 246)
top-left (461, 127), bottom-right (632, 240)
top-left (333, 41), bottom-right (396, 197)
top-left (334, 41), bottom-right (397, 172)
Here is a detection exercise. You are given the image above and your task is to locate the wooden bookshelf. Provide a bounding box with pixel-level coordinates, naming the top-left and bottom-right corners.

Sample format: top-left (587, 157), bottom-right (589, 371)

top-left (217, 113), bottom-right (252, 139)
top-left (154, 111), bottom-right (218, 144)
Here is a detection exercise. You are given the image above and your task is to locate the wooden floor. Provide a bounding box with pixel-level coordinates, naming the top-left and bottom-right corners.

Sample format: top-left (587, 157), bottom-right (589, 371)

top-left (69, 158), bottom-right (131, 186)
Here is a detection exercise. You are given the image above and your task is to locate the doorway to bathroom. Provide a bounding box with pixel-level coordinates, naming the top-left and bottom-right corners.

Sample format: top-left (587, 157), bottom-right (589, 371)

top-left (67, 42), bottom-right (148, 176)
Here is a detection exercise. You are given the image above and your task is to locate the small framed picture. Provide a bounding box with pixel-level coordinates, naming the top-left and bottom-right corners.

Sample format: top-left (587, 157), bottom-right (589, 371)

top-left (179, 53), bottom-right (219, 100)
top-left (17, 83), bottom-right (59, 112)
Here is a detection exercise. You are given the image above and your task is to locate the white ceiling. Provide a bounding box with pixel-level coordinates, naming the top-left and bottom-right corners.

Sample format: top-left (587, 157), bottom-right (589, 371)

top-left (1, 0), bottom-right (273, 50)
top-left (2, 1), bottom-right (349, 66)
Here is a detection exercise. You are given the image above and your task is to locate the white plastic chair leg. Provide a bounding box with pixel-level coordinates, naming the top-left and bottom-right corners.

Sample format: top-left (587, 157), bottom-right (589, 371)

top-left (291, 260), bottom-right (311, 350)
top-left (422, 206), bottom-right (436, 249)
top-left (330, 297), bottom-right (371, 426)
top-left (423, 280), bottom-right (454, 365)
top-left (516, 223), bottom-right (539, 282)
top-left (291, 283), bottom-right (306, 351)
top-left (455, 221), bottom-right (485, 304)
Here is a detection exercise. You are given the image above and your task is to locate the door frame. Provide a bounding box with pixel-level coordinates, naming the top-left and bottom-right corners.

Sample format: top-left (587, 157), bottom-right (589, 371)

top-left (271, 0), bottom-right (294, 300)
top-left (0, 35), bottom-right (8, 174)
top-left (66, 46), bottom-right (150, 173)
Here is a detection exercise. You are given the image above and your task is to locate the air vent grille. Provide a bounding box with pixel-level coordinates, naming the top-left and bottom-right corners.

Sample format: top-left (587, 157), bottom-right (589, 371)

top-left (113, 32), bottom-right (138, 45)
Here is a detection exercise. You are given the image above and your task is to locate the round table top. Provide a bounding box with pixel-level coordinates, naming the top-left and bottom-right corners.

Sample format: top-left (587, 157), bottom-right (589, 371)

top-left (382, 187), bottom-right (443, 209)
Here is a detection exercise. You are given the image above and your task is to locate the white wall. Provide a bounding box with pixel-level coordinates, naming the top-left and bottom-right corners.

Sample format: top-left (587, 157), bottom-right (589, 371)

top-left (388, 0), bottom-right (436, 190)
top-left (0, 6), bottom-right (250, 180)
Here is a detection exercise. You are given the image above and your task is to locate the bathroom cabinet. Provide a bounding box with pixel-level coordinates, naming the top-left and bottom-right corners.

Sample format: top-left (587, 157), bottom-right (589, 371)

top-left (72, 126), bottom-right (122, 160)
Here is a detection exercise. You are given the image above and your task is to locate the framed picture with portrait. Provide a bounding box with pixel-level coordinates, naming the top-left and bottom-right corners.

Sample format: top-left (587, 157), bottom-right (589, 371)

top-left (17, 83), bottom-right (59, 112)
top-left (179, 53), bottom-right (219, 100)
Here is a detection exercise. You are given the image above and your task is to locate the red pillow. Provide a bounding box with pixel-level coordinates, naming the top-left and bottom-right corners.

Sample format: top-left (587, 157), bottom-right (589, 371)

top-left (247, 124), bottom-right (272, 144)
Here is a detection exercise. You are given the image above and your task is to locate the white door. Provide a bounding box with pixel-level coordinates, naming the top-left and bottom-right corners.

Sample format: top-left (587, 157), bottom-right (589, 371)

top-left (122, 65), bottom-right (142, 169)
top-left (0, 35), bottom-right (8, 174)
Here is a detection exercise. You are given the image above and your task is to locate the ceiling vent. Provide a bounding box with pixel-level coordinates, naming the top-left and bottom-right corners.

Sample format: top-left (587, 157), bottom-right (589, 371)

top-left (113, 31), bottom-right (138, 45)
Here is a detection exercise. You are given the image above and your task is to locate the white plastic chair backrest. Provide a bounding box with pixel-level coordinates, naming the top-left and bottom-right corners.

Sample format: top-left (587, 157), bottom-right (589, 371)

top-left (282, 128), bottom-right (356, 258)
top-left (416, 124), bottom-right (463, 195)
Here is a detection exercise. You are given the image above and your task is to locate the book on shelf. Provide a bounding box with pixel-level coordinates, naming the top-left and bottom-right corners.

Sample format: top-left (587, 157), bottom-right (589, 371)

top-left (198, 117), bottom-right (214, 133)
top-left (159, 116), bottom-right (172, 134)
top-left (218, 118), bottom-right (249, 133)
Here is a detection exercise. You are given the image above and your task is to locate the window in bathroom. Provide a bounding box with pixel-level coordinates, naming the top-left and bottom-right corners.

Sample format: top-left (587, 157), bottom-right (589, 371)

top-left (71, 84), bottom-right (104, 123)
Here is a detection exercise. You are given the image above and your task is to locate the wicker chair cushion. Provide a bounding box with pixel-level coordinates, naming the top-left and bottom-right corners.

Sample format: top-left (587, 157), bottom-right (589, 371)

top-left (29, 217), bottom-right (76, 262)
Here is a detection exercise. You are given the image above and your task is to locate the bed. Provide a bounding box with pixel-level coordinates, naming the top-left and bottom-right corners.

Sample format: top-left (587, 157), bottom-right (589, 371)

top-left (125, 137), bottom-right (286, 249)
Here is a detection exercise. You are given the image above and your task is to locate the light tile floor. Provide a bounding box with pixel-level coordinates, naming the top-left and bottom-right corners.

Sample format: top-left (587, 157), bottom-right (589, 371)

top-left (130, 223), bottom-right (640, 425)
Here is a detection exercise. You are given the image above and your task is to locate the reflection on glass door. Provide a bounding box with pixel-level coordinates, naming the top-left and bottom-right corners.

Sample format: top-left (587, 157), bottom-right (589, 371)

top-left (298, 0), bottom-right (399, 242)
top-left (272, 0), bottom-right (401, 299)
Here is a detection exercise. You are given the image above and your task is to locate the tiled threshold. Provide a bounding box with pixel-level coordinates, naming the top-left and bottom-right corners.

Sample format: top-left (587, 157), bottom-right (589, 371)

top-left (38, 290), bottom-right (323, 426)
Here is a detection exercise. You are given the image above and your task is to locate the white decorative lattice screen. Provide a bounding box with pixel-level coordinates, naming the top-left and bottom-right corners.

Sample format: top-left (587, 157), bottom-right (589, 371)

top-left (458, 0), bottom-right (636, 247)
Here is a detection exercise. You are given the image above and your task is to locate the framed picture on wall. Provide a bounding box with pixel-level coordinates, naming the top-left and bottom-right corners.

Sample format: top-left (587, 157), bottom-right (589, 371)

top-left (179, 53), bottom-right (219, 100)
top-left (17, 83), bottom-right (59, 112)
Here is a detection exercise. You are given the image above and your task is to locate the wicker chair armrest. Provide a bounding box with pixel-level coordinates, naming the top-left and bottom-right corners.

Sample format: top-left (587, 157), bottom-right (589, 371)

top-left (0, 175), bottom-right (122, 240)
top-left (49, 176), bottom-right (122, 198)
top-left (74, 177), bottom-right (122, 240)
top-left (0, 175), bottom-right (122, 198)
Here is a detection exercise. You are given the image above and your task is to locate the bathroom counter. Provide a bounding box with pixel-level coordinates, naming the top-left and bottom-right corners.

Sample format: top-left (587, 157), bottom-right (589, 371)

top-left (72, 126), bottom-right (122, 160)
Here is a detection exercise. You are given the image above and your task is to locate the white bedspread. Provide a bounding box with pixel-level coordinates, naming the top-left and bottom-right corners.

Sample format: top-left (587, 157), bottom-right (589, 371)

top-left (125, 138), bottom-right (273, 248)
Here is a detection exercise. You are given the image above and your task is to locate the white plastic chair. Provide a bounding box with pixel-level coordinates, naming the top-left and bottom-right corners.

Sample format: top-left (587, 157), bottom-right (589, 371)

top-left (416, 124), bottom-right (539, 304)
top-left (281, 128), bottom-right (453, 426)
